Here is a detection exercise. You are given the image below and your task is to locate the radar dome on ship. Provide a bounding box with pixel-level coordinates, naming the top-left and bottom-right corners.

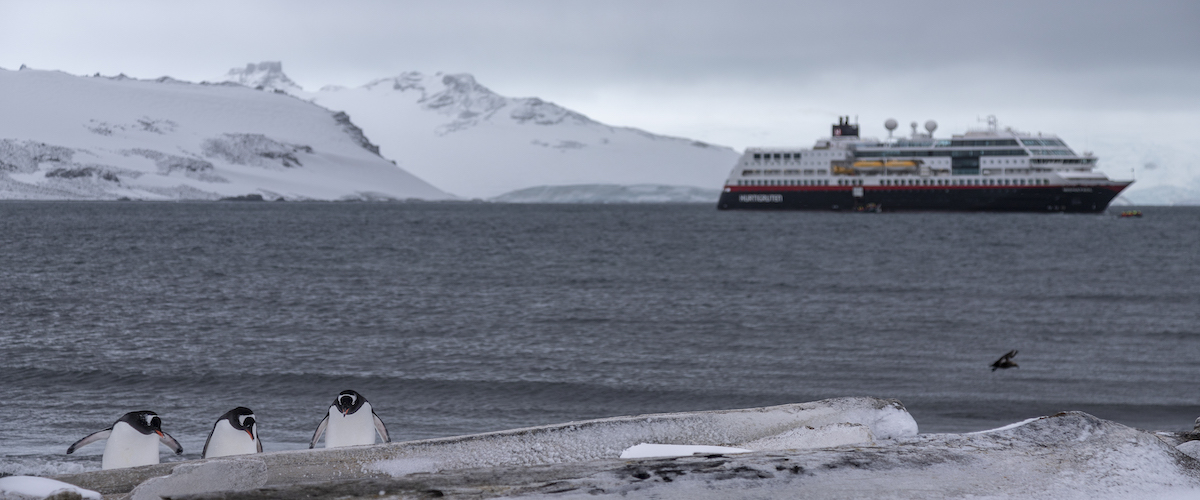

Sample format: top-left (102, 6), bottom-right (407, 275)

top-left (925, 120), bottom-right (938, 134)
top-left (884, 119), bottom-right (898, 131)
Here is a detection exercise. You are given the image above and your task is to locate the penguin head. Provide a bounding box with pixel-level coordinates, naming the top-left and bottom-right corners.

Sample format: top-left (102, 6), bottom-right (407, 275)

top-left (333, 390), bottom-right (367, 416)
top-left (119, 410), bottom-right (165, 437)
top-left (221, 407), bottom-right (257, 439)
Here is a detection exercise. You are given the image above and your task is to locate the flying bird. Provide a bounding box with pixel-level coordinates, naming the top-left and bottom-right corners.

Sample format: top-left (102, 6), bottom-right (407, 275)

top-left (991, 350), bottom-right (1019, 371)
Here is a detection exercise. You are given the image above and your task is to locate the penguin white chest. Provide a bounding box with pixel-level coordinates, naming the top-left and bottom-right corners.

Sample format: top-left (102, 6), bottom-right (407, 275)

top-left (101, 422), bottom-right (161, 469)
top-left (205, 419), bottom-right (259, 458)
top-left (324, 404), bottom-right (377, 447)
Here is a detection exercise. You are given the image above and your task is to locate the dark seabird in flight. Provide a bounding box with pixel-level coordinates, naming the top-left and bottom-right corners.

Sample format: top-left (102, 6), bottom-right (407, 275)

top-left (991, 350), bottom-right (1019, 371)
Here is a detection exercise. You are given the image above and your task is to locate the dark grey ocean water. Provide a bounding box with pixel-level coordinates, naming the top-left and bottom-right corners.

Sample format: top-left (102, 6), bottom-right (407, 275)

top-left (1, 202), bottom-right (1198, 474)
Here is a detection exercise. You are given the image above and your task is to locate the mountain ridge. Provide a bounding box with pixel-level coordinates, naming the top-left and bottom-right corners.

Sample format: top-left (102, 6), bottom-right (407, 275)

top-left (216, 61), bottom-right (741, 199)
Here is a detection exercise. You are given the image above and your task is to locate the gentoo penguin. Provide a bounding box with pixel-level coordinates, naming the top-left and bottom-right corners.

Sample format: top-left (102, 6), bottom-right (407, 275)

top-left (309, 390), bottom-right (390, 448)
top-left (202, 407), bottom-right (262, 459)
top-left (991, 350), bottom-right (1019, 371)
top-left (66, 411), bottom-right (183, 469)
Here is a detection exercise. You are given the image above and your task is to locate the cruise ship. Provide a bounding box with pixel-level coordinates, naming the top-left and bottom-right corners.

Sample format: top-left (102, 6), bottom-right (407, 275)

top-left (716, 116), bottom-right (1131, 212)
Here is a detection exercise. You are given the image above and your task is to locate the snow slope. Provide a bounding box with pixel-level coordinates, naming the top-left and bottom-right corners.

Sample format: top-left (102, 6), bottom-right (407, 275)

top-left (491, 184), bottom-right (722, 203)
top-left (0, 68), bottom-right (452, 201)
top-left (223, 62), bottom-right (741, 199)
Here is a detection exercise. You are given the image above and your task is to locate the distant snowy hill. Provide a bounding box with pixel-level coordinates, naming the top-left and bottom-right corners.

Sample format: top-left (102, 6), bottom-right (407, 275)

top-left (1119, 184), bottom-right (1200, 206)
top-left (221, 62), bottom-right (741, 199)
top-left (492, 184), bottom-right (721, 203)
top-left (0, 67), bottom-right (452, 201)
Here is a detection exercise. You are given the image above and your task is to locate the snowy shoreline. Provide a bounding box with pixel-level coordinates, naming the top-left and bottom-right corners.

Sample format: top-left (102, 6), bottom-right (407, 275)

top-left (15, 397), bottom-right (1197, 499)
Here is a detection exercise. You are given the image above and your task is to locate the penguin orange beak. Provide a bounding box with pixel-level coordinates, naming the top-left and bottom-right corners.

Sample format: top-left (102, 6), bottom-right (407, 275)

top-left (156, 430), bottom-right (165, 437)
top-left (245, 430), bottom-right (254, 439)
top-left (342, 409), bottom-right (350, 416)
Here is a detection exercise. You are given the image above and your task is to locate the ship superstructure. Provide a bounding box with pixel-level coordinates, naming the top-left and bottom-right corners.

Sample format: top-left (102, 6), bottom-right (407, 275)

top-left (716, 116), bottom-right (1130, 212)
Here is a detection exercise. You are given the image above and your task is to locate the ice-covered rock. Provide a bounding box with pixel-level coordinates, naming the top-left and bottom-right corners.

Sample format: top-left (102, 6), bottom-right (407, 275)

top-left (741, 422), bottom-right (876, 451)
top-left (58, 403), bottom-right (1200, 499)
top-left (0, 68), bottom-right (452, 201)
top-left (128, 459), bottom-right (267, 500)
top-left (52, 397), bottom-right (914, 497)
top-left (0, 476), bottom-right (101, 500)
top-left (619, 444), bottom-right (752, 459)
top-left (1179, 440), bottom-right (1200, 461)
top-left (220, 63), bottom-right (742, 199)
top-left (170, 411), bottom-right (1200, 500)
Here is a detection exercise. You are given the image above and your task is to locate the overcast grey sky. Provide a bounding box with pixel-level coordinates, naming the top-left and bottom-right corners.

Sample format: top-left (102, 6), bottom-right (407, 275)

top-left (3, 0), bottom-right (1198, 189)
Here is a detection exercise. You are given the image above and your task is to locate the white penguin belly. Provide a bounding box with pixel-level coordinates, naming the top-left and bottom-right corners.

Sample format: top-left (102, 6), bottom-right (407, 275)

top-left (101, 422), bottom-right (161, 469)
top-left (205, 420), bottom-right (259, 458)
top-left (324, 406), bottom-right (377, 448)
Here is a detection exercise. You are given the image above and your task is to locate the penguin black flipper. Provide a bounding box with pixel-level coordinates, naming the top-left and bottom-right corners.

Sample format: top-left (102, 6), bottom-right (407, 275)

top-left (159, 431), bottom-right (184, 454)
top-left (372, 411), bottom-right (391, 443)
top-left (309, 415), bottom-right (329, 449)
top-left (66, 428), bottom-right (111, 454)
top-left (202, 421), bottom-right (217, 458)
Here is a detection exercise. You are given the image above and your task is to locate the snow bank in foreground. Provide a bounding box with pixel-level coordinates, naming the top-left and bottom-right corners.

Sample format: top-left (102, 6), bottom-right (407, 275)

top-left (619, 444), bottom-right (752, 459)
top-left (50, 404), bottom-right (1200, 499)
top-left (0, 476), bottom-right (101, 500)
top-left (51, 397), bottom-right (914, 497)
top-left (364, 396), bottom-right (915, 477)
top-left (137, 411), bottom-right (1200, 500)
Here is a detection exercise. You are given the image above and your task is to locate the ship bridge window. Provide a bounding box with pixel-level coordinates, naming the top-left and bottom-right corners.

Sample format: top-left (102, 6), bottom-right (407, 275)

top-left (753, 153), bottom-right (762, 160)
top-left (949, 139), bottom-right (1020, 147)
top-left (1020, 138), bottom-right (1066, 147)
top-left (741, 169), bottom-right (761, 176)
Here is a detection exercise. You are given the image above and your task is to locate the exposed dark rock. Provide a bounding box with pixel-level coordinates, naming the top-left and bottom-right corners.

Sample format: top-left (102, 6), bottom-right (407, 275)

top-left (331, 111), bottom-right (381, 156)
top-left (220, 194), bottom-right (265, 202)
top-left (44, 166), bottom-right (120, 183)
top-left (201, 134), bottom-right (312, 168)
top-left (0, 139), bottom-right (75, 173)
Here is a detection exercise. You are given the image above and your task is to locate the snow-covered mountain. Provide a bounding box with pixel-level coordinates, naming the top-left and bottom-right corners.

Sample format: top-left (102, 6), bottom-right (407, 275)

top-left (222, 62), bottom-right (741, 199)
top-left (492, 184), bottom-right (721, 203)
top-left (221, 62), bottom-right (303, 94)
top-left (0, 67), bottom-right (452, 201)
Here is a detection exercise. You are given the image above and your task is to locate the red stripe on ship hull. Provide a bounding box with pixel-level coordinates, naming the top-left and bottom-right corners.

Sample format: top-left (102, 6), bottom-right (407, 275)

top-left (725, 184), bottom-right (1131, 193)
